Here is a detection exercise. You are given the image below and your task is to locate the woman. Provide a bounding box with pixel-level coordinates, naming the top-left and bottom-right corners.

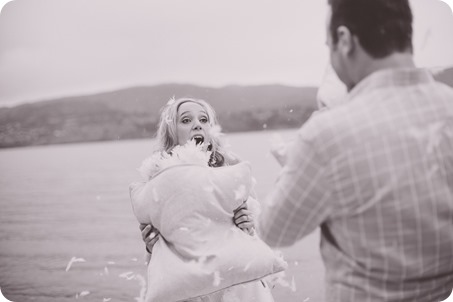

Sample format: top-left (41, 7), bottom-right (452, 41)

top-left (133, 97), bottom-right (281, 302)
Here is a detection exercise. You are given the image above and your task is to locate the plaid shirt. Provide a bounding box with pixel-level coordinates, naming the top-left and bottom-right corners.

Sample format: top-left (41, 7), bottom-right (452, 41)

top-left (259, 68), bottom-right (453, 302)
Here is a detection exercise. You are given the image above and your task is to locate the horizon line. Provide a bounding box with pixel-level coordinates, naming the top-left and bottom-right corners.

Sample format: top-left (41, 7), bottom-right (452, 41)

top-left (0, 82), bottom-right (320, 109)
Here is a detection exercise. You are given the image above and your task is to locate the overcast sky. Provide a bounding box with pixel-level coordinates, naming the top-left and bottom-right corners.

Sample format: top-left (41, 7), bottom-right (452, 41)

top-left (0, 0), bottom-right (452, 107)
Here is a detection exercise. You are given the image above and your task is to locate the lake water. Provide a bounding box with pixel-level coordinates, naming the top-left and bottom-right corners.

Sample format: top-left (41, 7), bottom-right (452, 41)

top-left (0, 129), bottom-right (325, 302)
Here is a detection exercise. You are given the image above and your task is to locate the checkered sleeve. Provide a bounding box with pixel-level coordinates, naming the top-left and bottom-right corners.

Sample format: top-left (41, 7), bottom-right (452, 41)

top-left (259, 128), bottom-right (332, 247)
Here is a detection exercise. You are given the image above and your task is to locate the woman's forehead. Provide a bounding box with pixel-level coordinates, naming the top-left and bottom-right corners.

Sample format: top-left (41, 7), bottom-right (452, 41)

top-left (177, 102), bottom-right (207, 115)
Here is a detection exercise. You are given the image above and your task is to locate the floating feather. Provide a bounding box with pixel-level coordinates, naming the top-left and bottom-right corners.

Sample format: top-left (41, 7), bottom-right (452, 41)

top-left (65, 257), bottom-right (86, 272)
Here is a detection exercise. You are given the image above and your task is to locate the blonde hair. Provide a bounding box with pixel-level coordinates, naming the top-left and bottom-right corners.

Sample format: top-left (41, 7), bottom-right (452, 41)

top-left (155, 97), bottom-right (237, 167)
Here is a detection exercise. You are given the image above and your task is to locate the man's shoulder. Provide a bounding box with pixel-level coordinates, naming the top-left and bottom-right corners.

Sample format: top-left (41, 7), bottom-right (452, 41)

top-left (433, 80), bottom-right (453, 97)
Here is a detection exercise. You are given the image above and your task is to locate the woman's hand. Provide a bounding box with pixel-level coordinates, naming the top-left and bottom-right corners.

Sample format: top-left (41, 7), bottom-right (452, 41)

top-left (233, 202), bottom-right (255, 235)
top-left (139, 223), bottom-right (160, 254)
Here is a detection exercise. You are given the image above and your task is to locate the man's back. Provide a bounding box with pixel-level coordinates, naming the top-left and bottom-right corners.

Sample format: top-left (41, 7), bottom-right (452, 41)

top-left (315, 68), bottom-right (453, 301)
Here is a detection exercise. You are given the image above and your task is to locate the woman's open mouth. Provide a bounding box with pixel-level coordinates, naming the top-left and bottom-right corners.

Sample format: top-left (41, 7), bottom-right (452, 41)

top-left (192, 135), bottom-right (204, 145)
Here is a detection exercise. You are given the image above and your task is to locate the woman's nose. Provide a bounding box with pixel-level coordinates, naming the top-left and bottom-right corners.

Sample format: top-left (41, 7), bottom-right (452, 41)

top-left (192, 120), bottom-right (202, 130)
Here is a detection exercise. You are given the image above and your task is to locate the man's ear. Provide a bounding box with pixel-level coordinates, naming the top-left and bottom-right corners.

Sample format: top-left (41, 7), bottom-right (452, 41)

top-left (336, 25), bottom-right (355, 56)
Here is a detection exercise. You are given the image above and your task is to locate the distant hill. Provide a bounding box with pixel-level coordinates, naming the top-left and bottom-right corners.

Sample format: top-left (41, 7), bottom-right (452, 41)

top-left (0, 84), bottom-right (318, 148)
top-left (3, 67), bottom-right (451, 149)
top-left (433, 66), bottom-right (453, 87)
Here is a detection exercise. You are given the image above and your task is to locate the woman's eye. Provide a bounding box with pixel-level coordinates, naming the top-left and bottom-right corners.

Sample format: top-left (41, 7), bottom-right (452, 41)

top-left (181, 118), bottom-right (191, 124)
top-left (200, 117), bottom-right (208, 123)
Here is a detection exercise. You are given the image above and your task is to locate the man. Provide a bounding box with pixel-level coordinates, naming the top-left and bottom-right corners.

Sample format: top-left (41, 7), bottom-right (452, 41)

top-left (259, 0), bottom-right (453, 301)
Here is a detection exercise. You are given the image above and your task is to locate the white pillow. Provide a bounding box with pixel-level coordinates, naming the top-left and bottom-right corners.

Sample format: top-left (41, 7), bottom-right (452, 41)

top-left (129, 161), bottom-right (286, 302)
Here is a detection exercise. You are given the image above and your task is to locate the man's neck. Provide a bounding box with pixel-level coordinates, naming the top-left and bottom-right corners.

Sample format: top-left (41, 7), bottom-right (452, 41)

top-left (360, 52), bottom-right (416, 81)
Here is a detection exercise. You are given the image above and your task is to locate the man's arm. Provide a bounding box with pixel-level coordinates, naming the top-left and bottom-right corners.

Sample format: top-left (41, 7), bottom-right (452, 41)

top-left (258, 129), bottom-right (332, 247)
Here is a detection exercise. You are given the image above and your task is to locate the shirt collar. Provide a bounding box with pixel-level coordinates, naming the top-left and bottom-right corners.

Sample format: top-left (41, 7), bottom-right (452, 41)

top-left (347, 67), bottom-right (435, 103)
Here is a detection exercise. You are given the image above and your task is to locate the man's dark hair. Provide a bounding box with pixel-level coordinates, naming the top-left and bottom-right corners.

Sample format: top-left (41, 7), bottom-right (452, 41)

top-left (328, 0), bottom-right (413, 58)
